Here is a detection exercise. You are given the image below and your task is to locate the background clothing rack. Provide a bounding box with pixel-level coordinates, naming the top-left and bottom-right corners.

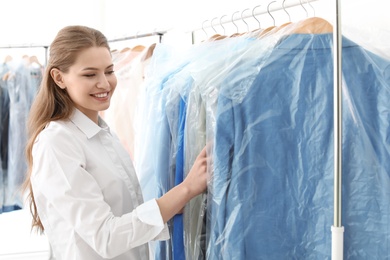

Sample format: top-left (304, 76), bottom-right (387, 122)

top-left (0, 44), bottom-right (49, 65)
top-left (108, 31), bottom-right (166, 44)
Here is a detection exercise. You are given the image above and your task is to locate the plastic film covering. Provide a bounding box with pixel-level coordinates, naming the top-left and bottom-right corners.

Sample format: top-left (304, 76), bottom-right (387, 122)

top-left (204, 22), bottom-right (390, 259)
top-left (136, 18), bottom-right (390, 259)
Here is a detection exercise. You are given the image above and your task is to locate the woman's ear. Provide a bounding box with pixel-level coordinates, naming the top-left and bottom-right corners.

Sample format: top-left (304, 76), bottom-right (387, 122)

top-left (50, 68), bottom-right (67, 89)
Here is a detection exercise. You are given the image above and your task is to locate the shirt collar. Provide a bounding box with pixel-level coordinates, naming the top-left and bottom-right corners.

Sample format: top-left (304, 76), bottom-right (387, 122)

top-left (70, 109), bottom-right (111, 139)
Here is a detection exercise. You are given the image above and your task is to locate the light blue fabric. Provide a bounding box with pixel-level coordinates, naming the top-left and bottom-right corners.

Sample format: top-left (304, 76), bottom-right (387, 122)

top-left (4, 60), bottom-right (38, 212)
top-left (208, 33), bottom-right (390, 259)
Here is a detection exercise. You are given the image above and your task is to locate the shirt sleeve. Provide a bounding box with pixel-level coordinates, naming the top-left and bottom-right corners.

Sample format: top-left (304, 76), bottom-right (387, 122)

top-left (31, 126), bottom-right (169, 258)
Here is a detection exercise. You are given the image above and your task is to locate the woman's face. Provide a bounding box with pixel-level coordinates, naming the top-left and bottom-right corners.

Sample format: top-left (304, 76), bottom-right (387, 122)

top-left (57, 46), bottom-right (117, 123)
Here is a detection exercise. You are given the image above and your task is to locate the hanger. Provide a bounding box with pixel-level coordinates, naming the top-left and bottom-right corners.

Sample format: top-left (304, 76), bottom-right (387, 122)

top-left (201, 20), bottom-right (209, 41)
top-left (131, 45), bottom-right (145, 53)
top-left (258, 1), bottom-right (277, 37)
top-left (230, 11), bottom-right (241, 37)
top-left (120, 47), bottom-right (131, 53)
top-left (239, 9), bottom-right (250, 36)
top-left (285, 16), bottom-right (333, 34)
top-left (214, 15), bottom-right (228, 40)
top-left (29, 55), bottom-right (43, 68)
top-left (141, 43), bottom-right (156, 62)
top-left (283, 0), bottom-right (332, 35)
top-left (252, 5), bottom-right (262, 32)
top-left (247, 5), bottom-right (264, 38)
top-left (209, 17), bottom-right (222, 40)
top-left (306, 0), bottom-right (316, 17)
top-left (3, 55), bottom-right (12, 63)
top-left (271, 0), bottom-right (293, 33)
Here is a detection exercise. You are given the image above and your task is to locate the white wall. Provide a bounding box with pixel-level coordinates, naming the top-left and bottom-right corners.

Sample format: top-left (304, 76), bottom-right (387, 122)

top-left (0, 0), bottom-right (389, 62)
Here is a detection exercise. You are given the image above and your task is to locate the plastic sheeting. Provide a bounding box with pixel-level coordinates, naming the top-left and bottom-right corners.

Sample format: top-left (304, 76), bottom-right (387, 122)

top-left (134, 18), bottom-right (390, 259)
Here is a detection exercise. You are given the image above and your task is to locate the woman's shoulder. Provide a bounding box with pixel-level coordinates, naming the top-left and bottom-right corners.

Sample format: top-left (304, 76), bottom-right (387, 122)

top-left (35, 119), bottom-right (82, 146)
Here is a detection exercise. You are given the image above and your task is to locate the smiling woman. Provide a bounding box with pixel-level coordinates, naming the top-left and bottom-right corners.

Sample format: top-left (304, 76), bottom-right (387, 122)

top-left (49, 46), bottom-right (117, 124)
top-left (19, 25), bottom-right (208, 260)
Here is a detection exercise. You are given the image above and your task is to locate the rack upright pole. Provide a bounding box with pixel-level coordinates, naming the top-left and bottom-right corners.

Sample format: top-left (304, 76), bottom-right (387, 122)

top-left (332, 0), bottom-right (344, 258)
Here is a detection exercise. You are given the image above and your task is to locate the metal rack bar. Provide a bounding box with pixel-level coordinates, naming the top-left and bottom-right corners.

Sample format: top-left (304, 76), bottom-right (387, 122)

top-left (108, 31), bottom-right (166, 43)
top-left (0, 44), bottom-right (49, 65)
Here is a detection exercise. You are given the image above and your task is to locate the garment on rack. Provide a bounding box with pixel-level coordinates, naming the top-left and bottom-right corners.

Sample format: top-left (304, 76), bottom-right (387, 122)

top-left (207, 33), bottom-right (390, 259)
top-left (102, 44), bottom-right (155, 160)
top-left (1, 58), bottom-right (40, 212)
top-left (184, 34), bottom-right (277, 260)
top-left (0, 79), bottom-right (10, 213)
top-left (135, 20), bottom-right (390, 259)
top-left (136, 35), bottom-right (278, 259)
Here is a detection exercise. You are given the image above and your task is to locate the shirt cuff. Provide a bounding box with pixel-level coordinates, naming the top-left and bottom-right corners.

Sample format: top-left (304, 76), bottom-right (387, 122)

top-left (136, 199), bottom-right (170, 240)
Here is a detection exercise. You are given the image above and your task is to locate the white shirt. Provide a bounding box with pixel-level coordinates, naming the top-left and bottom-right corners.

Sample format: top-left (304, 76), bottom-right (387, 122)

top-left (31, 109), bottom-right (169, 260)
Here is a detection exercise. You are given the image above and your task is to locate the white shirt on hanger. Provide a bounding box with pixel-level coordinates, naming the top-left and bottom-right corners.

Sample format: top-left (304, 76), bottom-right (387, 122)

top-left (31, 108), bottom-right (169, 260)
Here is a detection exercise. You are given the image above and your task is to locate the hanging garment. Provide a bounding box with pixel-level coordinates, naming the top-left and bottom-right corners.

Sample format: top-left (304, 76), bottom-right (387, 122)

top-left (0, 82), bottom-right (10, 213)
top-left (207, 33), bottom-right (390, 259)
top-left (184, 35), bottom-right (277, 260)
top-left (5, 61), bottom-right (36, 211)
top-left (103, 45), bottom-right (153, 160)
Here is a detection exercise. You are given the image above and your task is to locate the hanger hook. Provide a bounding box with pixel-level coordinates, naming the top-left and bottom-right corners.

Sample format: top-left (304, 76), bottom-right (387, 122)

top-left (202, 20), bottom-right (209, 38)
top-left (231, 11), bottom-right (240, 33)
top-left (282, 0), bottom-right (291, 22)
top-left (241, 8), bottom-right (250, 33)
top-left (299, 0), bottom-right (308, 18)
top-left (267, 1), bottom-right (277, 26)
top-left (211, 17), bottom-right (219, 34)
top-left (306, 0), bottom-right (315, 17)
top-left (252, 5), bottom-right (261, 29)
top-left (220, 15), bottom-right (227, 35)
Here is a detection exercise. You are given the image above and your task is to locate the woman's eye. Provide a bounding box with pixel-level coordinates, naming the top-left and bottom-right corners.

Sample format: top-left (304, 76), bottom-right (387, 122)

top-left (84, 74), bottom-right (95, 77)
top-left (106, 70), bottom-right (115, 75)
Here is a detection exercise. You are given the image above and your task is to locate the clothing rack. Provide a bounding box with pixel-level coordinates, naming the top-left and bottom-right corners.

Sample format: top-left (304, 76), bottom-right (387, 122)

top-left (0, 30), bottom-right (167, 65)
top-left (108, 31), bottom-right (166, 44)
top-left (195, 0), bottom-right (345, 258)
top-left (199, 0), bottom-right (320, 32)
top-left (0, 44), bottom-right (49, 65)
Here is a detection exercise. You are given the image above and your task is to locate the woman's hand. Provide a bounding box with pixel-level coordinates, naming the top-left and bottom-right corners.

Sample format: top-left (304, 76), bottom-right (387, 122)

top-left (156, 145), bottom-right (210, 223)
top-left (182, 145), bottom-right (209, 198)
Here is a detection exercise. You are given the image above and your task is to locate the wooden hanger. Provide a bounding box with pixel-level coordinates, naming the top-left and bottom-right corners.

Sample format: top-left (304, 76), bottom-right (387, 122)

top-left (120, 47), bottom-right (131, 53)
top-left (286, 17), bottom-right (333, 34)
top-left (207, 17), bottom-right (224, 41)
top-left (141, 43), bottom-right (156, 61)
top-left (281, 0), bottom-right (332, 35)
top-left (131, 45), bottom-right (145, 53)
top-left (256, 1), bottom-right (278, 38)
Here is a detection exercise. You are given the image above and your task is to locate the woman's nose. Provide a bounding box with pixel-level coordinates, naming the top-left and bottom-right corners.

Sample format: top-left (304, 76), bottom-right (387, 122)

top-left (96, 75), bottom-right (110, 89)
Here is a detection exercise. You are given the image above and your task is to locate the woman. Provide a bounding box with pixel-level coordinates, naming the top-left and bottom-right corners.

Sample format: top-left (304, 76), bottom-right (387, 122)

top-left (22, 25), bottom-right (208, 259)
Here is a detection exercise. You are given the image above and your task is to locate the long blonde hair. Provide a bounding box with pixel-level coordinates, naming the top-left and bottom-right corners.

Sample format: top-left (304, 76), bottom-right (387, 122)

top-left (22, 25), bottom-right (111, 233)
